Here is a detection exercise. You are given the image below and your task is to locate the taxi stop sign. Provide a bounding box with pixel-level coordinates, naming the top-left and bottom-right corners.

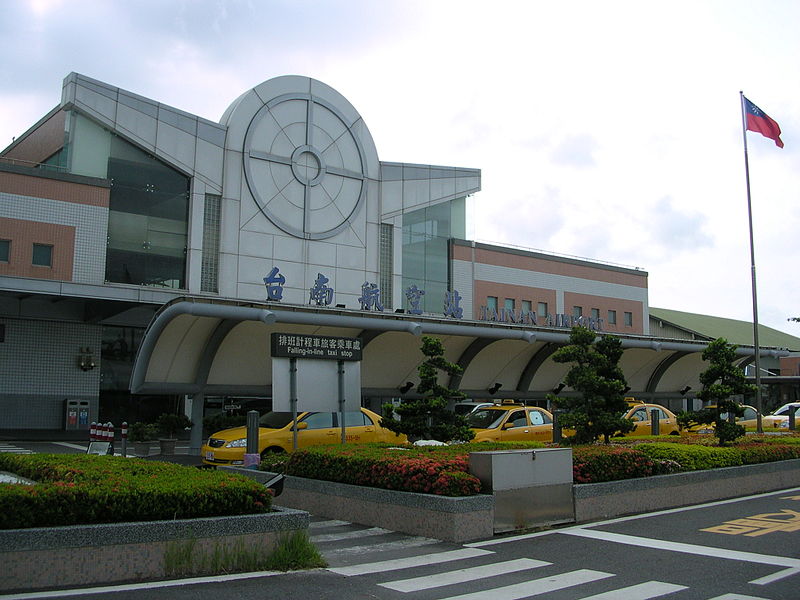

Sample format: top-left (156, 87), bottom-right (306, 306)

top-left (270, 333), bottom-right (362, 449)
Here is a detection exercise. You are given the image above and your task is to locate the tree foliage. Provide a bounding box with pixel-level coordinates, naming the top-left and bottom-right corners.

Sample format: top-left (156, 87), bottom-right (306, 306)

top-left (380, 336), bottom-right (475, 443)
top-left (548, 326), bottom-right (634, 444)
top-left (684, 338), bottom-right (756, 445)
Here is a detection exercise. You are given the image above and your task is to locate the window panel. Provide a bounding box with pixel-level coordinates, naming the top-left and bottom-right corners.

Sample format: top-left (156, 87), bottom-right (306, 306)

top-left (0, 240), bottom-right (9, 262)
top-left (32, 243), bottom-right (52, 267)
top-left (608, 310), bottom-right (617, 325)
top-left (624, 311), bottom-right (633, 326)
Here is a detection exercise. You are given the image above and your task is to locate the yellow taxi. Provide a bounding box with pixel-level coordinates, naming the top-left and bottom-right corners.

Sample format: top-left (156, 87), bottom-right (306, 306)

top-left (201, 407), bottom-right (406, 466)
top-left (623, 403), bottom-right (680, 436)
top-left (466, 401), bottom-right (554, 443)
top-left (684, 404), bottom-right (759, 434)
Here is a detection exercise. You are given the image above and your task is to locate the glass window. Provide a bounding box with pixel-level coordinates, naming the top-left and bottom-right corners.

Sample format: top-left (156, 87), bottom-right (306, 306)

top-left (401, 199), bottom-right (466, 313)
top-left (573, 306), bottom-right (583, 318)
top-left (105, 135), bottom-right (189, 289)
top-left (0, 240), bottom-right (9, 262)
top-left (506, 410), bottom-right (529, 427)
top-left (741, 407), bottom-right (757, 420)
top-left (487, 296), bottom-right (498, 311)
top-left (591, 308), bottom-right (600, 320)
top-left (537, 302), bottom-right (548, 317)
top-left (32, 243), bottom-right (52, 267)
top-left (201, 194), bottom-right (221, 293)
top-left (301, 412), bottom-right (335, 429)
top-left (466, 408), bottom-right (507, 429)
top-left (341, 411), bottom-right (370, 426)
top-left (504, 298), bottom-right (515, 311)
top-left (608, 310), bottom-right (617, 325)
top-left (624, 311), bottom-right (633, 326)
top-left (260, 412), bottom-right (295, 428)
top-left (529, 410), bottom-right (545, 425)
top-left (522, 300), bottom-right (532, 314)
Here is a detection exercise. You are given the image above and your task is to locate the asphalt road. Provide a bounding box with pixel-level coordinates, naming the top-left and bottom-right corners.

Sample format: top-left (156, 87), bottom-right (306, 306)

top-left (3, 440), bottom-right (799, 599)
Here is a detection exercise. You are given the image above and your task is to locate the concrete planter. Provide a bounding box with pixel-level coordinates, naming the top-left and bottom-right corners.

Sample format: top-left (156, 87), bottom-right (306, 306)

top-left (225, 467), bottom-right (494, 543)
top-left (227, 458), bottom-right (800, 540)
top-left (0, 507), bottom-right (308, 592)
top-left (573, 457), bottom-right (800, 523)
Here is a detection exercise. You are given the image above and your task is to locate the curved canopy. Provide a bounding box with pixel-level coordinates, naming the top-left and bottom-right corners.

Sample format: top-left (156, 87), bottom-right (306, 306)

top-left (131, 298), bottom-right (786, 403)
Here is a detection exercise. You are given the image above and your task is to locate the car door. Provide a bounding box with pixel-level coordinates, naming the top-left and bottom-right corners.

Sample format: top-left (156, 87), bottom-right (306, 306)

top-left (296, 412), bottom-right (337, 448)
top-left (527, 408), bottom-right (554, 442)
top-left (498, 409), bottom-right (532, 441)
top-left (628, 407), bottom-right (651, 435)
top-left (654, 407), bottom-right (677, 434)
top-left (339, 410), bottom-right (377, 443)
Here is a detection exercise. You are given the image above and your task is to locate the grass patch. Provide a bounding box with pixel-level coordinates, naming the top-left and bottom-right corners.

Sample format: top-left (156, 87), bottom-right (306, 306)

top-left (164, 531), bottom-right (326, 577)
top-left (263, 531), bottom-right (327, 571)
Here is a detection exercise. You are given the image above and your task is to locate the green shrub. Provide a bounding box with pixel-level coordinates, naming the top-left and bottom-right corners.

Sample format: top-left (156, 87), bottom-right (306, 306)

top-left (0, 454), bottom-right (271, 529)
top-left (634, 442), bottom-right (743, 470)
top-left (127, 422), bottom-right (159, 442)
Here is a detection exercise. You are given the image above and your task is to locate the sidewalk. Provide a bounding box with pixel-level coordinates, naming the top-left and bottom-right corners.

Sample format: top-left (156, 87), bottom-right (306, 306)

top-left (0, 429), bottom-right (90, 442)
top-left (0, 429), bottom-right (204, 467)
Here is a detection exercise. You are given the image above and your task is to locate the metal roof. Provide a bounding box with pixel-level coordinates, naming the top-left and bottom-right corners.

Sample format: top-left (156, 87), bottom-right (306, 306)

top-left (650, 307), bottom-right (800, 351)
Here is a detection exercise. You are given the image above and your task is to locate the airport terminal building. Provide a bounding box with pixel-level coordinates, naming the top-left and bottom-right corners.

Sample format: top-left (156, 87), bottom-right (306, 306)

top-left (1, 73), bottom-right (798, 432)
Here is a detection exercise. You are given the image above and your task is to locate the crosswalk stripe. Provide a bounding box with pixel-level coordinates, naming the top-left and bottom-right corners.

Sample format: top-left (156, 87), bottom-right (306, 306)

top-left (309, 519), bottom-right (351, 529)
top-left (577, 580), bottom-right (687, 599)
top-left (323, 535), bottom-right (441, 557)
top-left (706, 595), bottom-right (771, 600)
top-left (329, 548), bottom-right (493, 576)
top-left (311, 526), bottom-right (393, 543)
top-left (379, 558), bottom-right (552, 593)
top-left (437, 569), bottom-right (615, 600)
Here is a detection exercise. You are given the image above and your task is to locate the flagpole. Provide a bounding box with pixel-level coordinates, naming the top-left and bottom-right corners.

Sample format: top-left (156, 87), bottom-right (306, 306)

top-left (739, 91), bottom-right (764, 433)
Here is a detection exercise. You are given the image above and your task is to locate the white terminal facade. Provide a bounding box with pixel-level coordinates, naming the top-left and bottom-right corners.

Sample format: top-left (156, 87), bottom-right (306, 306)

top-left (0, 73), bottom-right (794, 432)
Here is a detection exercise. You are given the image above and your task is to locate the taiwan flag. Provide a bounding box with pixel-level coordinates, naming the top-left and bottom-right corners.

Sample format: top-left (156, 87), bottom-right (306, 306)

top-left (744, 96), bottom-right (784, 148)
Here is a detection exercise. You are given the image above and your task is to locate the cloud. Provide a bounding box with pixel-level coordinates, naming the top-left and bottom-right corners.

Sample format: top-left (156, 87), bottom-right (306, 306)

top-left (647, 196), bottom-right (713, 251)
top-left (550, 135), bottom-right (598, 168)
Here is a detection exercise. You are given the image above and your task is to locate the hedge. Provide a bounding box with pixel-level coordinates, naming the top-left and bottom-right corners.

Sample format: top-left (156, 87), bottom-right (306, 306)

top-left (281, 442), bottom-right (547, 496)
top-left (275, 436), bottom-right (800, 495)
top-left (0, 454), bottom-right (272, 530)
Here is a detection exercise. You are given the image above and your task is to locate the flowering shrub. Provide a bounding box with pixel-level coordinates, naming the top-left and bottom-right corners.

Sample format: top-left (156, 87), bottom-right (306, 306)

top-left (0, 454), bottom-right (271, 529)
top-left (571, 445), bottom-right (677, 484)
top-left (283, 444), bottom-right (485, 496)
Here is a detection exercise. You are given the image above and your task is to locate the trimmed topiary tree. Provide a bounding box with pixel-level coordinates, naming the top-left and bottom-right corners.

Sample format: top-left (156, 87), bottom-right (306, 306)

top-left (380, 336), bottom-right (475, 443)
top-left (548, 326), bottom-right (635, 444)
top-left (691, 338), bottom-right (756, 445)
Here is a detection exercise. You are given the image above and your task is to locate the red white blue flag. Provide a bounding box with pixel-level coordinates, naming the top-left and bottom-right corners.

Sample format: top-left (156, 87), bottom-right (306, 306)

top-left (743, 96), bottom-right (784, 148)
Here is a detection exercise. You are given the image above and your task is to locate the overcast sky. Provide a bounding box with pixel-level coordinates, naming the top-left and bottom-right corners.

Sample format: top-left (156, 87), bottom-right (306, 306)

top-left (2, 0), bottom-right (798, 336)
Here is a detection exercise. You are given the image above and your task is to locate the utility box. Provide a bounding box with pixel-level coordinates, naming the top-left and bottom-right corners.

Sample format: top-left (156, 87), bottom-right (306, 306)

top-left (469, 448), bottom-right (574, 533)
top-left (65, 399), bottom-right (91, 430)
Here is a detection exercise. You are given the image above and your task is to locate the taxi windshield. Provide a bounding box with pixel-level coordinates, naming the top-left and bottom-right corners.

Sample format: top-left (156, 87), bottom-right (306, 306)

top-left (258, 411), bottom-right (295, 428)
top-left (466, 408), bottom-right (507, 429)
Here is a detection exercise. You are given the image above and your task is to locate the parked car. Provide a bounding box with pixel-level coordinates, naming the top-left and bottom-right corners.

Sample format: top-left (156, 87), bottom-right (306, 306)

top-left (201, 407), bottom-right (406, 466)
top-left (623, 403), bottom-right (680, 436)
top-left (738, 402), bottom-right (800, 431)
top-left (684, 404), bottom-right (760, 434)
top-left (466, 401), bottom-right (554, 443)
top-left (452, 401), bottom-right (494, 416)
